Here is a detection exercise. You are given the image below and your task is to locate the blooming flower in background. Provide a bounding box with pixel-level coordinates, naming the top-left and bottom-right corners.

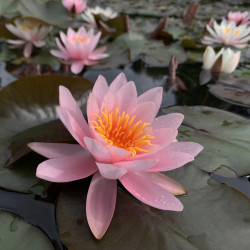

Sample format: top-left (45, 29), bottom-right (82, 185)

top-left (81, 6), bottom-right (118, 27)
top-left (5, 19), bottom-right (51, 58)
top-left (203, 46), bottom-right (241, 73)
top-left (29, 73), bottom-right (203, 239)
top-left (50, 27), bottom-right (108, 74)
top-left (227, 11), bottom-right (250, 26)
top-left (62, 0), bottom-right (87, 14)
top-left (202, 19), bottom-right (250, 49)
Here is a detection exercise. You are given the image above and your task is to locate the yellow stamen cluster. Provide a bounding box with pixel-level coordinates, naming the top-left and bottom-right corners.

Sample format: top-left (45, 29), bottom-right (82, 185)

top-left (223, 27), bottom-right (231, 36)
top-left (92, 107), bottom-right (154, 156)
top-left (21, 23), bottom-right (36, 31)
top-left (73, 36), bottom-right (86, 43)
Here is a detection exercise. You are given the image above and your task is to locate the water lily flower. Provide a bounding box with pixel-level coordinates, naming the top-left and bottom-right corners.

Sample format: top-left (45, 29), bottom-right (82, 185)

top-left (82, 6), bottom-right (117, 27)
top-left (62, 0), bottom-right (87, 14)
top-left (227, 11), bottom-right (250, 26)
top-left (50, 27), bottom-right (108, 74)
top-left (203, 46), bottom-right (241, 73)
top-left (5, 19), bottom-right (51, 58)
top-left (202, 19), bottom-right (250, 49)
top-left (29, 73), bottom-right (203, 239)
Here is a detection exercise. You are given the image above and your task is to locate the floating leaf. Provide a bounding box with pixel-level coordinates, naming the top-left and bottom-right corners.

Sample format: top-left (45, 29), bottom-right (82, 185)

top-left (56, 165), bottom-right (250, 249)
top-left (0, 74), bottom-right (92, 193)
top-left (18, 0), bottom-right (74, 28)
top-left (162, 106), bottom-right (250, 176)
top-left (0, 210), bottom-right (54, 249)
top-left (0, 0), bottom-right (19, 18)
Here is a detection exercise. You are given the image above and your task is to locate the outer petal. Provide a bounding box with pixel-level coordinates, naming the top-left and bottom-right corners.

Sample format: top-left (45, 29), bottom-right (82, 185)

top-left (86, 172), bottom-right (117, 239)
top-left (137, 87), bottom-right (163, 117)
top-left (144, 172), bottom-right (187, 195)
top-left (96, 162), bottom-right (127, 179)
top-left (165, 142), bottom-right (203, 158)
top-left (152, 113), bottom-right (184, 130)
top-left (59, 86), bottom-right (90, 137)
top-left (84, 137), bottom-right (111, 163)
top-left (36, 156), bottom-right (97, 182)
top-left (120, 171), bottom-right (183, 211)
top-left (28, 142), bottom-right (89, 158)
top-left (132, 101), bottom-right (155, 124)
top-left (115, 159), bottom-right (158, 171)
top-left (151, 128), bottom-right (178, 148)
top-left (109, 73), bottom-right (127, 92)
top-left (23, 42), bottom-right (33, 57)
top-left (106, 145), bottom-right (131, 162)
top-left (71, 61), bottom-right (84, 74)
top-left (92, 75), bottom-right (109, 107)
top-left (202, 46), bottom-right (216, 70)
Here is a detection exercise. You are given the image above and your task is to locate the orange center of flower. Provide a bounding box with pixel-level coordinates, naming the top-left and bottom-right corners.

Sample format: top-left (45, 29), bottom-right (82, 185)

top-left (92, 107), bottom-right (154, 156)
top-left (21, 23), bottom-right (36, 31)
top-left (234, 29), bottom-right (240, 36)
top-left (223, 27), bottom-right (231, 36)
top-left (73, 36), bottom-right (86, 43)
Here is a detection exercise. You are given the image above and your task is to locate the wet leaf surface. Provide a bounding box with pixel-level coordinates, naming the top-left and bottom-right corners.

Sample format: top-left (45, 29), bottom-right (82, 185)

top-left (0, 210), bottom-right (54, 250)
top-left (56, 165), bottom-right (250, 250)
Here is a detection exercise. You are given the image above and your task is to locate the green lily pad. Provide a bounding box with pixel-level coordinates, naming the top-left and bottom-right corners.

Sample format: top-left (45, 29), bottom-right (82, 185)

top-left (56, 165), bottom-right (250, 249)
top-left (0, 74), bottom-right (93, 193)
top-left (0, 210), bottom-right (54, 250)
top-left (0, 0), bottom-right (19, 18)
top-left (18, 0), bottom-right (74, 28)
top-left (162, 106), bottom-right (250, 176)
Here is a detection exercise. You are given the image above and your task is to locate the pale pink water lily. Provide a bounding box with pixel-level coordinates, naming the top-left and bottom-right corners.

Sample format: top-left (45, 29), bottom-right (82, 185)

top-left (50, 27), bottom-right (108, 74)
top-left (203, 46), bottom-right (241, 73)
top-left (202, 19), bottom-right (250, 49)
top-left (6, 19), bottom-right (51, 58)
top-left (62, 0), bottom-right (87, 14)
top-left (29, 73), bottom-right (203, 239)
top-left (227, 11), bottom-right (250, 26)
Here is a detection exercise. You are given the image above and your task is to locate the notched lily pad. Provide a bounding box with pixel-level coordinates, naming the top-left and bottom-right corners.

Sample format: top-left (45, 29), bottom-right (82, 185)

top-left (162, 106), bottom-right (250, 176)
top-left (0, 210), bottom-right (54, 250)
top-left (0, 74), bottom-right (92, 193)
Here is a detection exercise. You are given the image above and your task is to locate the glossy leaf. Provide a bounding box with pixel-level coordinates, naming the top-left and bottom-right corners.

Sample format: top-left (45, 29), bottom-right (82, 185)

top-left (0, 210), bottom-right (54, 250)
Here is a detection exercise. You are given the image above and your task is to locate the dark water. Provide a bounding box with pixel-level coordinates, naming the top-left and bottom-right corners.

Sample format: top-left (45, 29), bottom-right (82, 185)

top-left (1, 58), bottom-right (250, 249)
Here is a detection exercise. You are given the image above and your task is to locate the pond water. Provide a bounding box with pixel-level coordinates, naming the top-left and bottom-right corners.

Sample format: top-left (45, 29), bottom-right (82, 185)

top-left (0, 0), bottom-right (250, 249)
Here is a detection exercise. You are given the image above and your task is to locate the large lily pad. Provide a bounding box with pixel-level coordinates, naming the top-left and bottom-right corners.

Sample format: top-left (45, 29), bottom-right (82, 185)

top-left (0, 74), bottom-right (93, 193)
top-left (0, 210), bottom-right (54, 250)
top-left (18, 0), bottom-right (74, 28)
top-left (56, 165), bottom-right (250, 250)
top-left (162, 106), bottom-right (250, 176)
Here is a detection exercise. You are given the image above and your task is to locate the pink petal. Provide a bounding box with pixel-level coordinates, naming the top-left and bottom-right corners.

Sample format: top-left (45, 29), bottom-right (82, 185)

top-left (96, 162), bottom-right (127, 179)
top-left (100, 91), bottom-right (120, 113)
top-left (165, 142), bottom-right (203, 158)
top-left (87, 92), bottom-right (100, 123)
top-left (109, 73), bottom-right (127, 92)
top-left (59, 86), bottom-right (91, 137)
top-left (36, 156), bottom-right (97, 182)
top-left (92, 75), bottom-right (109, 107)
top-left (86, 31), bottom-right (101, 53)
top-left (57, 108), bottom-right (87, 149)
top-left (151, 128), bottom-right (178, 148)
top-left (146, 150), bottom-right (194, 172)
top-left (144, 172), bottom-right (187, 195)
top-left (50, 49), bottom-right (66, 59)
top-left (84, 137), bottom-right (111, 163)
top-left (115, 159), bottom-right (158, 171)
top-left (152, 113), bottom-right (184, 130)
top-left (117, 81), bottom-right (137, 113)
top-left (23, 42), bottom-right (33, 57)
top-left (86, 172), bottom-right (117, 239)
top-left (71, 61), bottom-right (84, 74)
top-left (28, 142), bottom-right (89, 158)
top-left (6, 39), bottom-right (26, 45)
top-left (106, 145), bottom-right (131, 162)
top-left (132, 101), bottom-right (155, 124)
top-left (89, 46), bottom-right (108, 60)
top-left (120, 171), bottom-right (183, 211)
top-left (137, 87), bottom-right (163, 117)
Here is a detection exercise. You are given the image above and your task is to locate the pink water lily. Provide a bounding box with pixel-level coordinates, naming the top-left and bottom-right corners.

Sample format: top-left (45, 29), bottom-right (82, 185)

top-left (62, 0), bottom-right (87, 14)
top-left (29, 73), bottom-right (203, 239)
top-left (227, 11), bottom-right (250, 26)
top-left (50, 27), bottom-right (108, 74)
top-left (6, 19), bottom-right (51, 58)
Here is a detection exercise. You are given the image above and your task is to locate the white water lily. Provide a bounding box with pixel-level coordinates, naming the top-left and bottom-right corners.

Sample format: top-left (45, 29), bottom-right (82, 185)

top-left (202, 19), bottom-right (250, 49)
top-left (6, 19), bottom-right (51, 58)
top-left (81, 6), bottom-right (118, 27)
top-left (203, 46), bottom-right (241, 73)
